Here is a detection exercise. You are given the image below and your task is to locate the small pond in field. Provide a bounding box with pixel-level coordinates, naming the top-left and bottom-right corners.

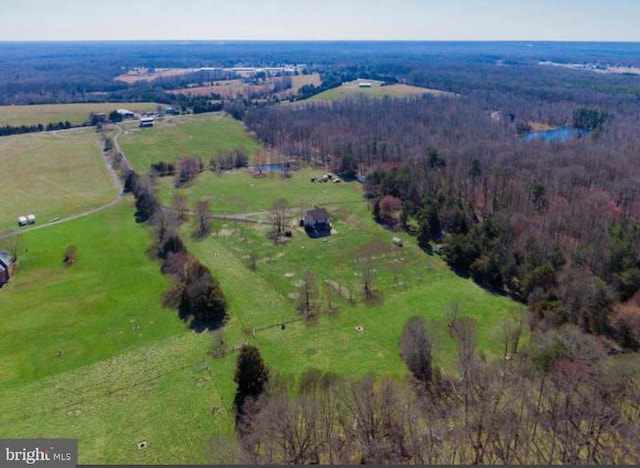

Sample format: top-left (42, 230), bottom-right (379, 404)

top-left (249, 162), bottom-right (299, 172)
top-left (523, 127), bottom-right (591, 142)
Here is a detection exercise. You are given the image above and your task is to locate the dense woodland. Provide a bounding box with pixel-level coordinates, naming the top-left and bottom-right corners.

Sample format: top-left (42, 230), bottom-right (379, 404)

top-left (220, 321), bottom-right (640, 464)
top-left (245, 75), bottom-right (640, 351)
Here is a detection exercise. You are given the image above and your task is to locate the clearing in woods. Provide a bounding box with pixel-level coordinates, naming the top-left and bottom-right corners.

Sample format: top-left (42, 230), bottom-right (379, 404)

top-left (310, 79), bottom-right (455, 101)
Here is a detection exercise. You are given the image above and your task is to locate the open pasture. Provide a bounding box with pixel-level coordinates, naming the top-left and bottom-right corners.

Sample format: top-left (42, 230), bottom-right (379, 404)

top-left (157, 167), bottom-right (361, 214)
top-left (184, 180), bottom-right (519, 377)
top-left (0, 102), bottom-right (159, 127)
top-left (0, 128), bottom-right (118, 232)
top-left (0, 201), bottom-right (222, 464)
top-left (118, 113), bottom-right (260, 173)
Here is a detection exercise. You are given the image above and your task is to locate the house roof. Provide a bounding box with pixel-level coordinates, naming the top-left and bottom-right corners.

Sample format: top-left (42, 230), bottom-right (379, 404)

top-left (305, 208), bottom-right (330, 222)
top-left (0, 250), bottom-right (12, 269)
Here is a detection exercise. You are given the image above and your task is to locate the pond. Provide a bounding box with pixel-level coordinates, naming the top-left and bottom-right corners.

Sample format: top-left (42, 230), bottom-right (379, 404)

top-left (249, 162), bottom-right (299, 173)
top-left (523, 127), bottom-right (591, 143)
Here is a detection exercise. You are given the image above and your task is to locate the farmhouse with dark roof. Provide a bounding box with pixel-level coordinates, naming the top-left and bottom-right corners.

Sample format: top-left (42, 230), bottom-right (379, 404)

top-left (303, 208), bottom-right (331, 237)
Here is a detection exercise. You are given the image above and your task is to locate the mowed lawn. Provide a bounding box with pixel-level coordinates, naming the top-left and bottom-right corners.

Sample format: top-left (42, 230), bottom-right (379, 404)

top-left (118, 113), bottom-right (260, 173)
top-left (310, 79), bottom-right (455, 101)
top-left (0, 102), bottom-right (159, 127)
top-left (0, 200), bottom-right (226, 464)
top-left (0, 129), bottom-right (118, 231)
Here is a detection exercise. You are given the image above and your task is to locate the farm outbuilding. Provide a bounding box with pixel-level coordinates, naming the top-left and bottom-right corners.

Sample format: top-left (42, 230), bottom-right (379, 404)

top-left (116, 109), bottom-right (135, 119)
top-left (0, 250), bottom-right (15, 287)
top-left (17, 216), bottom-right (27, 226)
top-left (139, 117), bottom-right (155, 128)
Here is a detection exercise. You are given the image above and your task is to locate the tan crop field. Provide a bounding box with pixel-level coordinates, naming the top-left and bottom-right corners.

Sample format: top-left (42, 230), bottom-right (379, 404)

top-left (115, 68), bottom-right (198, 83)
top-left (0, 102), bottom-right (159, 127)
top-left (0, 128), bottom-right (118, 231)
top-left (168, 74), bottom-right (322, 98)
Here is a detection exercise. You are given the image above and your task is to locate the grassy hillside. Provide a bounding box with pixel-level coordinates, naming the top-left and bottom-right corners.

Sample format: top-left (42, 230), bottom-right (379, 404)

top-left (0, 201), bottom-right (222, 464)
top-left (0, 200), bottom-right (182, 389)
top-left (118, 113), bottom-right (260, 173)
top-left (0, 128), bottom-right (118, 231)
top-left (0, 102), bottom-right (159, 127)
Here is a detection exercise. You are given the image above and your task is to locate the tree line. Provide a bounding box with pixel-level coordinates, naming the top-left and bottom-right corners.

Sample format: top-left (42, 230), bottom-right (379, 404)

top-left (0, 121), bottom-right (73, 137)
top-left (219, 315), bottom-right (640, 464)
top-left (121, 161), bottom-right (228, 331)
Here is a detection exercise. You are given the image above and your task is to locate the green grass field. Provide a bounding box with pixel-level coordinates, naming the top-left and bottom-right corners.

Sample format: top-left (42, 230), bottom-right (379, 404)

top-left (310, 80), bottom-right (454, 101)
top-left (156, 168), bottom-right (362, 214)
top-left (0, 200), bottom-right (226, 464)
top-left (118, 113), bottom-right (260, 173)
top-left (0, 128), bottom-right (118, 232)
top-left (180, 172), bottom-right (520, 373)
top-left (0, 102), bottom-right (159, 127)
top-left (0, 114), bottom-right (522, 464)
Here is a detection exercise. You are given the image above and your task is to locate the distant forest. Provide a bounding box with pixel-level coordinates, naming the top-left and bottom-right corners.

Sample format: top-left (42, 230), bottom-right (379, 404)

top-left (2, 41), bottom-right (640, 105)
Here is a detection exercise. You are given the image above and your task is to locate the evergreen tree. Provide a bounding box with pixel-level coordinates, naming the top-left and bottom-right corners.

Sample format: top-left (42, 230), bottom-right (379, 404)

top-left (234, 345), bottom-right (269, 423)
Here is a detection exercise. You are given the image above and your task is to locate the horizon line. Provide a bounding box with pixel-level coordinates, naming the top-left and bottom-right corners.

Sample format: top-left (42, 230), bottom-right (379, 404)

top-left (1, 39), bottom-right (640, 44)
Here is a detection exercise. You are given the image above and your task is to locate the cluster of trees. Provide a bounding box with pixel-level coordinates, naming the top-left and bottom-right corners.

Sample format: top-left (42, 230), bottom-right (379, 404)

top-left (0, 121), bottom-right (73, 137)
top-left (122, 163), bottom-right (227, 331)
top-left (209, 150), bottom-right (249, 172)
top-left (162, 246), bottom-right (228, 331)
top-left (224, 318), bottom-right (640, 465)
top-left (174, 156), bottom-right (204, 187)
top-left (245, 93), bottom-right (640, 349)
top-left (150, 161), bottom-right (176, 177)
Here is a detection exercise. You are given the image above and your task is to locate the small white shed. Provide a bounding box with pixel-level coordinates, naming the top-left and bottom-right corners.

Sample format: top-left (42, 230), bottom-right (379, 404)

top-left (18, 216), bottom-right (28, 226)
top-left (27, 214), bottom-right (36, 224)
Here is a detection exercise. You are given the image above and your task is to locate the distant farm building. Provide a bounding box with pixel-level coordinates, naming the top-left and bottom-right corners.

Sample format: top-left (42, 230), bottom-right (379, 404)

top-left (303, 208), bottom-right (331, 237)
top-left (0, 250), bottom-right (15, 287)
top-left (139, 117), bottom-right (155, 128)
top-left (358, 82), bottom-right (373, 88)
top-left (116, 109), bottom-right (135, 119)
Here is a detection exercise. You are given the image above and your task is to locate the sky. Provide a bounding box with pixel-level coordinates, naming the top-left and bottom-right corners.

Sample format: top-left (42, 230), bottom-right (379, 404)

top-left (1, 0), bottom-right (639, 42)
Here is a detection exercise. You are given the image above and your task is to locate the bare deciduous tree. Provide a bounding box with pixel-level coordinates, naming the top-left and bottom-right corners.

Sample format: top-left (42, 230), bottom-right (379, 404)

top-left (194, 198), bottom-right (212, 237)
top-left (399, 316), bottom-right (433, 390)
top-left (271, 198), bottom-right (288, 236)
top-left (172, 193), bottom-right (189, 222)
